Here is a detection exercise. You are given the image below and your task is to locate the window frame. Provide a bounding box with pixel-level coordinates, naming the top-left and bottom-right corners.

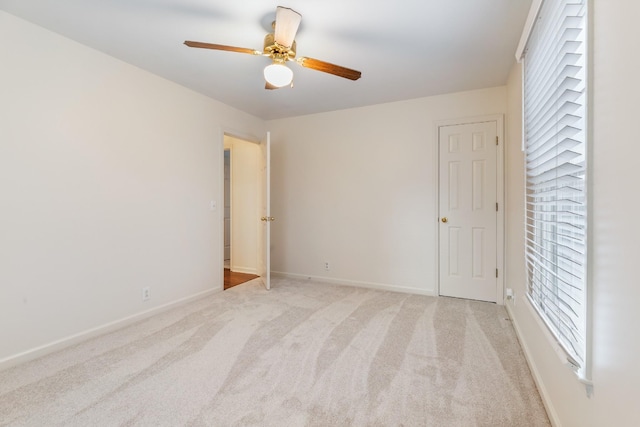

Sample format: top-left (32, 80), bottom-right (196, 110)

top-left (516, 0), bottom-right (592, 390)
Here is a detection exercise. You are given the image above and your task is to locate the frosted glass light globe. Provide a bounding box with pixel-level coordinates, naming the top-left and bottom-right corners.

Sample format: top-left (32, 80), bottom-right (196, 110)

top-left (264, 63), bottom-right (293, 87)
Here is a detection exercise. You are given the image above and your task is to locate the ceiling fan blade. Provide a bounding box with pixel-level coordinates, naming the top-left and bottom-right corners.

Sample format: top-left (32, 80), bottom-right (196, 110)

top-left (274, 6), bottom-right (302, 48)
top-left (265, 82), bottom-right (280, 90)
top-left (184, 41), bottom-right (261, 55)
top-left (297, 57), bottom-right (362, 81)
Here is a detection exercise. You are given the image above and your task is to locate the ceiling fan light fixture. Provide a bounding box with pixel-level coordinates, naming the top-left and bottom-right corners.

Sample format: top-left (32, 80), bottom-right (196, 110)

top-left (264, 63), bottom-right (293, 87)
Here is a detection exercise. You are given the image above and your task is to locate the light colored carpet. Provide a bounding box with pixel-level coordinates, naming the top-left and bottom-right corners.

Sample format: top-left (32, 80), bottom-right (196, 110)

top-left (0, 277), bottom-right (550, 426)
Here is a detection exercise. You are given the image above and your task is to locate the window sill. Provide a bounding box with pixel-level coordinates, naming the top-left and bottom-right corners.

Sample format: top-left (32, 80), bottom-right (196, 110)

top-left (515, 296), bottom-right (593, 397)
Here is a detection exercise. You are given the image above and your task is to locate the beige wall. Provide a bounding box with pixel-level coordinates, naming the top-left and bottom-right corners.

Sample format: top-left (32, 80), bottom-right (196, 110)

top-left (0, 12), bottom-right (265, 363)
top-left (267, 87), bottom-right (507, 295)
top-left (504, 1), bottom-right (640, 425)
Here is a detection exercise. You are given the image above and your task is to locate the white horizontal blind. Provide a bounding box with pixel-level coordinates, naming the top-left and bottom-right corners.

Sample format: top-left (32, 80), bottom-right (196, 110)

top-left (523, 0), bottom-right (587, 370)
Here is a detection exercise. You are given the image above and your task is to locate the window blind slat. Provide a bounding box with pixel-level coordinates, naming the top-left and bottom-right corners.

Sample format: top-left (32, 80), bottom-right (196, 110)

top-left (527, 293), bottom-right (582, 354)
top-left (526, 271), bottom-right (583, 323)
top-left (526, 229), bottom-right (586, 247)
top-left (526, 68), bottom-right (582, 124)
top-left (526, 118), bottom-right (582, 154)
top-left (526, 281), bottom-right (581, 332)
top-left (526, 278), bottom-right (582, 325)
top-left (526, 104), bottom-right (582, 151)
top-left (525, 227), bottom-right (587, 247)
top-left (527, 181), bottom-right (583, 197)
top-left (527, 150), bottom-right (582, 176)
top-left (527, 173), bottom-right (584, 190)
top-left (527, 283), bottom-right (582, 331)
top-left (525, 240), bottom-right (586, 275)
top-left (527, 162), bottom-right (584, 185)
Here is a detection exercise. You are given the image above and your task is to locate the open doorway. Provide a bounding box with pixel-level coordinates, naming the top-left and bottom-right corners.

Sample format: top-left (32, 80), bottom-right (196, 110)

top-left (223, 135), bottom-right (260, 290)
top-left (224, 149), bottom-right (231, 269)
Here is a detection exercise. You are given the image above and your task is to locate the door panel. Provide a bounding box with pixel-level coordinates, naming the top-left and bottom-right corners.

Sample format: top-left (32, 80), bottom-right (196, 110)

top-left (472, 227), bottom-right (485, 278)
top-left (448, 227), bottom-right (461, 276)
top-left (448, 162), bottom-right (460, 209)
top-left (439, 121), bottom-right (497, 302)
top-left (258, 132), bottom-right (271, 290)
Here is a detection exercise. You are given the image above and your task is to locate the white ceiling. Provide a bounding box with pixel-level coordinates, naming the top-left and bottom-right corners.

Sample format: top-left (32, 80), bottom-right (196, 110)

top-left (0, 0), bottom-right (532, 120)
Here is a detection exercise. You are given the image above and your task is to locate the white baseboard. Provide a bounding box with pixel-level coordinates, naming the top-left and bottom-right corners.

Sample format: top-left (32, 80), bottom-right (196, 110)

top-left (271, 271), bottom-right (437, 297)
top-left (0, 286), bottom-right (222, 371)
top-left (505, 303), bottom-right (561, 427)
top-left (230, 266), bottom-right (257, 275)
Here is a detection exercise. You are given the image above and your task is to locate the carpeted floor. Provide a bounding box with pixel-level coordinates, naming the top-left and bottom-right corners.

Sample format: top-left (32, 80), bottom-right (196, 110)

top-left (0, 277), bottom-right (550, 426)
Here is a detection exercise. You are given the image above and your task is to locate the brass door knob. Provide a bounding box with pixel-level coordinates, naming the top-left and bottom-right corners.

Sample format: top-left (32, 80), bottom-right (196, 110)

top-left (441, 217), bottom-right (448, 223)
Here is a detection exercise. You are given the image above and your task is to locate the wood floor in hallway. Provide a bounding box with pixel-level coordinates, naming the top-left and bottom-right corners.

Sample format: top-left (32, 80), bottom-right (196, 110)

top-left (224, 269), bottom-right (259, 290)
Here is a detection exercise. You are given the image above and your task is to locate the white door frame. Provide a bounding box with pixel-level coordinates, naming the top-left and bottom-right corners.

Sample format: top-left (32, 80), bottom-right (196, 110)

top-left (434, 114), bottom-right (505, 305)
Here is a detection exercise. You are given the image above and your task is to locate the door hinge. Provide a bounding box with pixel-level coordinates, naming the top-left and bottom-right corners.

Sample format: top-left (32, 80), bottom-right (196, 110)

top-left (496, 269), bottom-right (499, 278)
top-left (496, 202), bottom-right (498, 212)
top-left (496, 136), bottom-right (499, 145)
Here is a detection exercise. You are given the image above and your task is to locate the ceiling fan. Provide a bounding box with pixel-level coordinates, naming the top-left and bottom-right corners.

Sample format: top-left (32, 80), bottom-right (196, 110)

top-left (184, 6), bottom-right (362, 89)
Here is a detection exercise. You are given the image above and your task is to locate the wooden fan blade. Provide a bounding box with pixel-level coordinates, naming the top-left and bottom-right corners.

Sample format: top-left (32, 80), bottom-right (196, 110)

top-left (184, 41), bottom-right (260, 55)
top-left (265, 82), bottom-right (280, 90)
top-left (297, 57), bottom-right (362, 81)
top-left (274, 6), bottom-right (301, 48)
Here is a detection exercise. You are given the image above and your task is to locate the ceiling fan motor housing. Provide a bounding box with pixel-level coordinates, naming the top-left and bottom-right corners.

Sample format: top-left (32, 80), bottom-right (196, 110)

top-left (263, 33), bottom-right (296, 63)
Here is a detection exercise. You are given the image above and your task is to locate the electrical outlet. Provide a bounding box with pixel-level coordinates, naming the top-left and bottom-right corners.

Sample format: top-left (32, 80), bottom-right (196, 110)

top-left (142, 287), bottom-right (150, 301)
top-left (324, 261), bottom-right (330, 271)
top-left (506, 288), bottom-right (515, 304)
